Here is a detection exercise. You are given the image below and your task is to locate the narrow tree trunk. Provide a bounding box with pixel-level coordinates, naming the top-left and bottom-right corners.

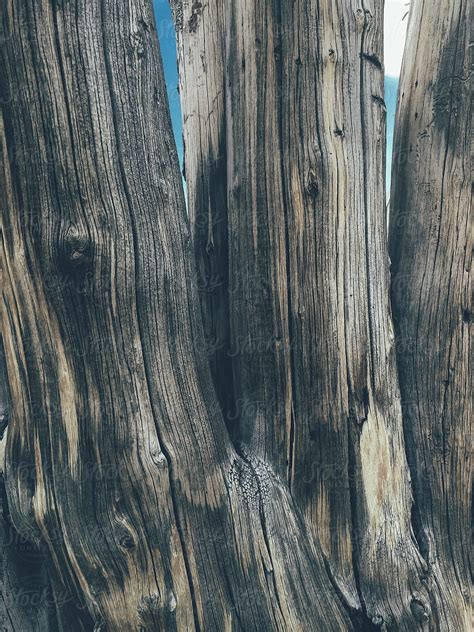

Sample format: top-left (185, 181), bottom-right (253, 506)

top-left (389, 1), bottom-right (471, 628)
top-left (1, 1), bottom-right (351, 629)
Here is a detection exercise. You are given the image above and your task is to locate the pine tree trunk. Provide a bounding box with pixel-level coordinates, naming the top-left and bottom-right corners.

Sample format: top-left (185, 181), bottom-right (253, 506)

top-left (389, 0), bottom-right (471, 628)
top-left (1, 0), bottom-right (469, 630)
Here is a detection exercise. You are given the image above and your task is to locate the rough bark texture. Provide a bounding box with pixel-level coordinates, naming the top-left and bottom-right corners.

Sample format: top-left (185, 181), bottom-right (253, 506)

top-left (1, 0), bottom-right (470, 630)
top-left (1, 1), bottom-right (352, 630)
top-left (389, 0), bottom-right (471, 628)
top-left (174, 1), bottom-right (445, 629)
top-left (0, 486), bottom-right (58, 632)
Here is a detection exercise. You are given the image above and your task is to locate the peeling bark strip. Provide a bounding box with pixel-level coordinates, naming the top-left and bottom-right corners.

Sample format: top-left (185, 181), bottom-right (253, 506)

top-left (389, 0), bottom-right (471, 629)
top-left (1, 1), bottom-right (352, 629)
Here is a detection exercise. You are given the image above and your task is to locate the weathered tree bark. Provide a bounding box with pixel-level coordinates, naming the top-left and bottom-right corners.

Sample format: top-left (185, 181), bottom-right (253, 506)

top-left (1, 330), bottom-right (92, 632)
top-left (2, 1), bottom-right (352, 630)
top-left (389, 0), bottom-right (471, 629)
top-left (173, 1), bottom-right (452, 629)
top-left (1, 488), bottom-right (58, 632)
top-left (0, 475), bottom-right (90, 632)
top-left (1, 0), bottom-right (470, 630)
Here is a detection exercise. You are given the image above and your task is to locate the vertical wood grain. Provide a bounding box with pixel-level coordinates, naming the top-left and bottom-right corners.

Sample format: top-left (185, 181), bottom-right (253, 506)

top-left (390, 0), bottom-right (471, 628)
top-left (1, 1), bottom-right (351, 629)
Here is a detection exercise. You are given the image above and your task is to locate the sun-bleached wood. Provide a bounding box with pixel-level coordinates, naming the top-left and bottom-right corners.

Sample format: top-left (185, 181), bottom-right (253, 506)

top-left (1, 0), bottom-right (470, 629)
top-left (172, 0), bottom-right (234, 436)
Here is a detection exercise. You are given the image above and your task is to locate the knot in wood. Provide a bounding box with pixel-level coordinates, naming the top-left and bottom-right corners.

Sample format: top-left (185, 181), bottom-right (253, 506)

top-left (355, 8), bottom-right (366, 29)
top-left (305, 176), bottom-right (319, 200)
top-left (410, 598), bottom-right (430, 623)
top-left (118, 530), bottom-right (135, 550)
top-left (188, 2), bottom-right (203, 34)
top-left (360, 52), bottom-right (383, 71)
top-left (370, 614), bottom-right (384, 627)
top-left (150, 447), bottom-right (167, 468)
top-left (61, 224), bottom-right (91, 270)
top-left (130, 31), bottom-right (145, 57)
top-left (138, 592), bottom-right (172, 627)
top-left (167, 590), bottom-right (177, 612)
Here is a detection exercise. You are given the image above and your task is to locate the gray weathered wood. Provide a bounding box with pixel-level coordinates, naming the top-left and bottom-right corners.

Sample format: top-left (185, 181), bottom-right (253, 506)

top-left (1, 1), bottom-right (352, 629)
top-left (1, 0), bottom-right (470, 629)
top-left (389, 0), bottom-right (471, 628)
top-left (1, 332), bottom-right (66, 632)
top-left (175, 1), bottom-right (446, 629)
top-left (172, 0), bottom-right (234, 436)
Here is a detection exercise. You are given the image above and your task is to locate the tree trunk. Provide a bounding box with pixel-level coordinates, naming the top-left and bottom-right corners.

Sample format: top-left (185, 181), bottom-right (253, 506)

top-left (389, 0), bottom-right (471, 628)
top-left (1, 1), bottom-right (350, 630)
top-left (172, 0), bottom-right (234, 436)
top-left (0, 0), bottom-right (469, 630)
top-left (174, 0), bottom-right (459, 628)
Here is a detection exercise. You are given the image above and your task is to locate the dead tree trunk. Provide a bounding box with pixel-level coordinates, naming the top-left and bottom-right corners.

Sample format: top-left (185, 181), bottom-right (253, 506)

top-left (389, 0), bottom-right (471, 628)
top-left (172, 0), bottom-right (234, 436)
top-left (1, 1), bottom-right (351, 630)
top-left (1, 0), bottom-right (470, 630)
top-left (173, 0), bottom-right (461, 628)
